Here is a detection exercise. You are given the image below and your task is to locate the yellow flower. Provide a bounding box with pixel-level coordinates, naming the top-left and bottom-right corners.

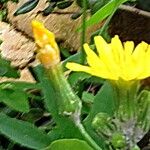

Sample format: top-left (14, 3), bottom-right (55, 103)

top-left (32, 20), bottom-right (60, 68)
top-left (66, 35), bottom-right (150, 81)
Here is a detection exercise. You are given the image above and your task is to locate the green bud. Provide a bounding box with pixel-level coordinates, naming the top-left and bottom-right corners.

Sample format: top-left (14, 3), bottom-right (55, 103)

top-left (47, 64), bottom-right (81, 116)
top-left (111, 132), bottom-right (126, 149)
top-left (92, 112), bottom-right (114, 137)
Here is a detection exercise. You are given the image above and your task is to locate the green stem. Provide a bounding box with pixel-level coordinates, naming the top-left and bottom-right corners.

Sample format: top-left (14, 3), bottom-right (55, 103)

top-left (76, 122), bottom-right (102, 150)
top-left (80, 0), bottom-right (87, 64)
top-left (47, 64), bottom-right (102, 150)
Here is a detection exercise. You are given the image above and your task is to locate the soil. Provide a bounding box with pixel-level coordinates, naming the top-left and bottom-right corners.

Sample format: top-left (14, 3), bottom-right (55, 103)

top-left (109, 9), bottom-right (150, 45)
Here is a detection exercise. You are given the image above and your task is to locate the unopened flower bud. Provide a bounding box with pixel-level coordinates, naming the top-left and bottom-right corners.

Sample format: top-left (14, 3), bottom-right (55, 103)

top-left (32, 20), bottom-right (60, 68)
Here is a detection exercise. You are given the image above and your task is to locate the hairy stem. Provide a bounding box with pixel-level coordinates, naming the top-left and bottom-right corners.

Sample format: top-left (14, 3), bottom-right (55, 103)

top-left (75, 121), bottom-right (102, 150)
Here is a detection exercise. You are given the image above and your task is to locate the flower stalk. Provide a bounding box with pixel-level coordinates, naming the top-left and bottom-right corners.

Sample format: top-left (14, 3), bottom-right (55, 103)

top-left (32, 20), bottom-right (103, 150)
top-left (32, 20), bottom-right (81, 116)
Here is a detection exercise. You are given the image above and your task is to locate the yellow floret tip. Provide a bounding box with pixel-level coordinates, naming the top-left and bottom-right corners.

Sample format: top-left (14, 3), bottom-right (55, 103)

top-left (32, 20), bottom-right (60, 68)
top-left (66, 35), bottom-right (150, 81)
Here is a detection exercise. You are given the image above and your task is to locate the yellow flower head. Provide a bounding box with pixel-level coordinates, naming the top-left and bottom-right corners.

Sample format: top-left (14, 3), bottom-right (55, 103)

top-left (32, 20), bottom-right (60, 68)
top-left (66, 35), bottom-right (150, 81)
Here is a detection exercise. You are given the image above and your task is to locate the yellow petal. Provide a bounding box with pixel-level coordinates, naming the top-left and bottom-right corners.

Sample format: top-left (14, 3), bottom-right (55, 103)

top-left (94, 36), bottom-right (108, 56)
top-left (110, 35), bottom-right (124, 64)
top-left (66, 62), bottom-right (118, 80)
top-left (131, 42), bottom-right (147, 77)
top-left (132, 42), bottom-right (148, 59)
top-left (137, 44), bottom-right (150, 79)
top-left (66, 62), bottom-right (92, 74)
top-left (94, 36), bottom-right (120, 76)
top-left (32, 20), bottom-right (60, 67)
top-left (119, 41), bottom-right (135, 80)
top-left (124, 41), bottom-right (134, 58)
top-left (83, 43), bottom-right (106, 69)
top-left (66, 35), bottom-right (150, 82)
top-left (32, 20), bottom-right (58, 51)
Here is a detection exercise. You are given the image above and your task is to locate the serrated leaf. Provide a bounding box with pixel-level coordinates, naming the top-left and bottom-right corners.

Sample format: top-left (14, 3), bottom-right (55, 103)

top-left (45, 139), bottom-right (93, 150)
top-left (0, 113), bottom-right (51, 149)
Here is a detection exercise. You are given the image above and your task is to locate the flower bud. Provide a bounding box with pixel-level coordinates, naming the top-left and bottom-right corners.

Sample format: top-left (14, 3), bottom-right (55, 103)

top-left (32, 20), bottom-right (60, 68)
top-left (92, 112), bottom-right (115, 137)
top-left (111, 132), bottom-right (126, 149)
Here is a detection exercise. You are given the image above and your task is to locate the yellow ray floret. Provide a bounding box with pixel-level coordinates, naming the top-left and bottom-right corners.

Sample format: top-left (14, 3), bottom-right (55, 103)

top-left (66, 35), bottom-right (150, 81)
top-left (32, 20), bottom-right (60, 67)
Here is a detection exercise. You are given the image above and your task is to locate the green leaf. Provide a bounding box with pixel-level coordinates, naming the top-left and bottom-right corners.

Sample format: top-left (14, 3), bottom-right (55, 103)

top-left (85, 76), bottom-right (104, 85)
top-left (14, 0), bottom-right (39, 16)
top-left (0, 81), bottom-right (41, 91)
top-left (62, 51), bottom-right (82, 71)
top-left (68, 72), bottom-right (91, 88)
top-left (0, 89), bottom-right (29, 112)
top-left (90, 0), bottom-right (110, 14)
top-left (82, 91), bottom-right (95, 103)
top-left (21, 108), bottom-right (44, 123)
top-left (85, 81), bottom-right (116, 124)
top-left (45, 139), bottom-right (93, 150)
top-left (82, 82), bottom-right (116, 149)
top-left (77, 0), bottom-right (128, 30)
top-left (0, 55), bottom-right (19, 78)
top-left (0, 82), bottom-right (40, 112)
top-left (0, 113), bottom-right (51, 149)
top-left (59, 46), bottom-right (71, 58)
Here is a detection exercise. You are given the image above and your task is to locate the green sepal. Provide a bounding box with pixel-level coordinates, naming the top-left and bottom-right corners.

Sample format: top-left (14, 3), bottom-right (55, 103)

top-left (47, 64), bottom-right (81, 115)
